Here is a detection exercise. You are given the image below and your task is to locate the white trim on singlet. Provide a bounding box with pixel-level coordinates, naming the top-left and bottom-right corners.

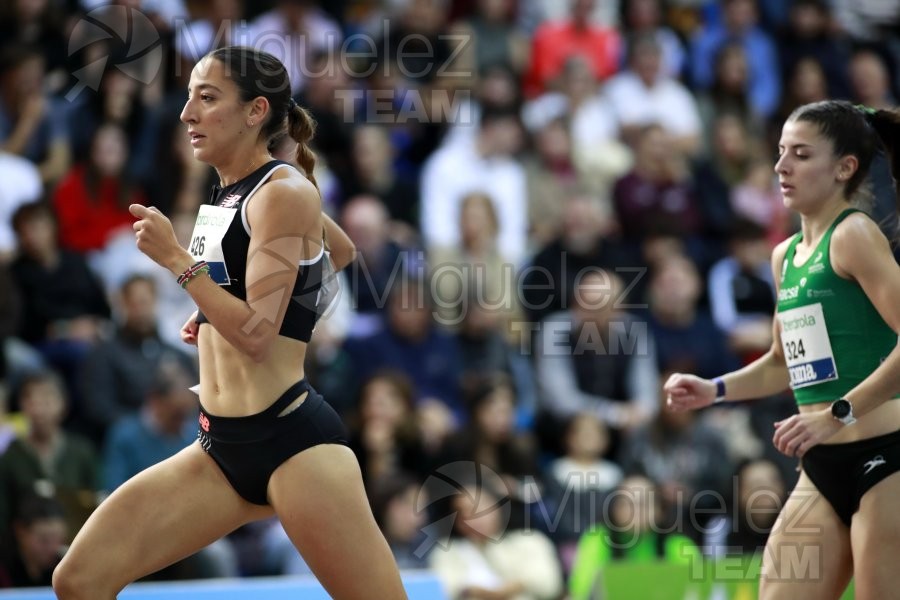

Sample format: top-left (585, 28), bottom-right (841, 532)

top-left (298, 245), bottom-right (325, 266)
top-left (240, 163), bottom-right (293, 235)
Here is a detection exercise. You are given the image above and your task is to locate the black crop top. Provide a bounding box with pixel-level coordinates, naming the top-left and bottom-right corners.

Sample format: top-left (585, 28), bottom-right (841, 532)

top-left (190, 160), bottom-right (327, 343)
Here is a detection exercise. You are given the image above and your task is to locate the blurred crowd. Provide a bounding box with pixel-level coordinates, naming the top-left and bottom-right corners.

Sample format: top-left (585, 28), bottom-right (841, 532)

top-left (1, 0), bottom-right (899, 596)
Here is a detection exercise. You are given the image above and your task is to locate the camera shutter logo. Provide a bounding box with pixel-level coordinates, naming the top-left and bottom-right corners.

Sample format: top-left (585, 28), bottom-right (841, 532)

top-left (66, 6), bottom-right (163, 101)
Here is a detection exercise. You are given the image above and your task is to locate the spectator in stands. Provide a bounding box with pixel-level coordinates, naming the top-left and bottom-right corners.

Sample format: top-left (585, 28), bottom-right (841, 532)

top-left (102, 358), bottom-right (197, 491)
top-left (695, 42), bottom-right (764, 151)
top-left (648, 254), bottom-right (741, 379)
top-left (535, 270), bottom-right (659, 448)
top-left (612, 124), bottom-right (702, 243)
top-left (524, 0), bottom-right (621, 97)
top-left (174, 0), bottom-right (254, 82)
top-left (348, 371), bottom-right (431, 484)
top-left (340, 195), bottom-right (417, 318)
top-left (0, 370), bottom-right (99, 544)
top-left (776, 0), bottom-right (851, 100)
top-left (454, 290), bottom-right (536, 425)
top-left (420, 105), bottom-right (527, 265)
top-left (341, 274), bottom-right (464, 421)
top-left (249, 0), bottom-right (341, 96)
top-left (604, 33), bottom-right (703, 155)
top-left (522, 118), bottom-right (579, 248)
top-left (690, 0), bottom-right (780, 118)
top-left (543, 413), bottom-right (623, 568)
top-left (521, 191), bottom-right (638, 326)
top-left (10, 202), bottom-right (110, 347)
top-left (450, 0), bottom-right (530, 76)
top-left (692, 113), bottom-right (767, 242)
top-left (10, 202), bottom-right (109, 421)
top-left (522, 55), bottom-right (619, 155)
top-left (848, 48), bottom-right (897, 112)
top-left (707, 220), bottom-right (777, 363)
top-left (703, 458), bottom-right (787, 557)
top-left (53, 122), bottom-right (147, 255)
top-left (80, 274), bottom-right (196, 442)
top-left (369, 471), bottom-right (431, 570)
top-left (429, 481), bottom-right (563, 599)
top-left (346, 124), bottom-right (420, 232)
top-left (618, 367), bottom-right (734, 536)
top-left (66, 69), bottom-right (160, 187)
top-left (569, 474), bottom-right (701, 600)
top-left (0, 44), bottom-right (70, 185)
top-left (0, 1), bottom-right (68, 94)
top-left (439, 373), bottom-right (539, 528)
top-left (0, 495), bottom-right (67, 588)
top-left (0, 152), bottom-right (42, 261)
top-left (620, 0), bottom-right (686, 79)
top-left (774, 57), bottom-right (831, 138)
top-left (430, 191), bottom-right (518, 328)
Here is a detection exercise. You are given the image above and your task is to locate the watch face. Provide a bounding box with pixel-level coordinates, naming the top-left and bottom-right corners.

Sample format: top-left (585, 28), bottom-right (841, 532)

top-left (832, 399), bottom-right (851, 419)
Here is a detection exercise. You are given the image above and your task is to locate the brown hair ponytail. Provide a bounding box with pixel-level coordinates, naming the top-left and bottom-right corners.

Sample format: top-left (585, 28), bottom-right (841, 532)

top-left (286, 102), bottom-right (319, 191)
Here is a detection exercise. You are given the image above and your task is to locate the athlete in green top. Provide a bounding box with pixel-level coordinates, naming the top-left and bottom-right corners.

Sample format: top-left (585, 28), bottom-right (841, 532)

top-left (665, 100), bottom-right (900, 600)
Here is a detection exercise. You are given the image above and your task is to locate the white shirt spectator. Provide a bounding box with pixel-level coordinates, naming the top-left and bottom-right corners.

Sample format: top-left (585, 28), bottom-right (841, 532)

top-left (420, 138), bottom-right (528, 265)
top-left (603, 71), bottom-right (702, 138)
top-left (249, 7), bottom-right (342, 95)
top-left (0, 153), bottom-right (42, 256)
top-left (175, 18), bottom-right (256, 63)
top-left (522, 92), bottom-right (619, 152)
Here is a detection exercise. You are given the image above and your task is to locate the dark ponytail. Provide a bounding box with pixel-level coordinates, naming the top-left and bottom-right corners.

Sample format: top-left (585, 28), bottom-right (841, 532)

top-left (866, 107), bottom-right (900, 203)
top-left (286, 102), bottom-right (319, 190)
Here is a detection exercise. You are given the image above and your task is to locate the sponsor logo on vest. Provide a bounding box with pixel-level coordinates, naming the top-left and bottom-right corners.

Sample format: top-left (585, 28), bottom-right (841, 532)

top-left (800, 277), bottom-right (807, 287)
top-left (195, 214), bottom-right (230, 227)
top-left (782, 314), bottom-right (816, 331)
top-left (808, 262), bottom-right (825, 274)
top-left (778, 286), bottom-right (799, 301)
top-left (807, 288), bottom-right (834, 299)
top-left (221, 193), bottom-right (242, 208)
top-left (814, 251), bottom-right (823, 263)
top-left (789, 364), bottom-right (817, 385)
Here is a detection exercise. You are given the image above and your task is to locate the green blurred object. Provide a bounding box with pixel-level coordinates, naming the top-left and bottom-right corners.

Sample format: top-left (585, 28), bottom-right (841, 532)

top-left (598, 554), bottom-right (855, 599)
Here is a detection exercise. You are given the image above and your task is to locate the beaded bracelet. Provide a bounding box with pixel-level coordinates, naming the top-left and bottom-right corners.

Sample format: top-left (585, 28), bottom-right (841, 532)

top-left (177, 261), bottom-right (211, 289)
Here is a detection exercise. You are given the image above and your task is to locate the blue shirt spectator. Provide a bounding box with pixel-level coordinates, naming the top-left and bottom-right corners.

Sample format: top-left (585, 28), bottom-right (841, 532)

top-left (689, 0), bottom-right (781, 118)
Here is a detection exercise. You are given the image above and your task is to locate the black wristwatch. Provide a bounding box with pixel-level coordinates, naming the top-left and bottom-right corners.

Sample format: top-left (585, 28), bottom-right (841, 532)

top-left (831, 398), bottom-right (857, 426)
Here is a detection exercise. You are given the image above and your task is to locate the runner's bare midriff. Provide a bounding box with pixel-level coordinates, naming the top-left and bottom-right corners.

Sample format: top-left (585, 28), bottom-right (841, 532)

top-left (196, 323), bottom-right (308, 416)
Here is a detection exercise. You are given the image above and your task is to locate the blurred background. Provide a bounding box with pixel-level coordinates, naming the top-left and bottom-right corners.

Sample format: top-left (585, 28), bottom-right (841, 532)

top-left (0, 0), bottom-right (897, 597)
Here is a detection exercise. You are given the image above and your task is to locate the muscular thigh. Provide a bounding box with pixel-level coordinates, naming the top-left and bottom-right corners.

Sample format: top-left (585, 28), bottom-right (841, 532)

top-left (60, 443), bottom-right (273, 591)
top-left (759, 472), bottom-right (852, 600)
top-left (268, 444), bottom-right (407, 600)
top-left (852, 471), bottom-right (900, 600)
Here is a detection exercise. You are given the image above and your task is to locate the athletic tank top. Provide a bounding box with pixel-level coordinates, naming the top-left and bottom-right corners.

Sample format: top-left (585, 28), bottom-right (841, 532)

top-left (777, 208), bottom-right (897, 405)
top-left (189, 160), bottom-right (328, 343)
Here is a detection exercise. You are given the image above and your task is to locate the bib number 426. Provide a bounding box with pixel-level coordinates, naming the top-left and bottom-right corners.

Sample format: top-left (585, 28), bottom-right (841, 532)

top-left (190, 235), bottom-right (206, 256)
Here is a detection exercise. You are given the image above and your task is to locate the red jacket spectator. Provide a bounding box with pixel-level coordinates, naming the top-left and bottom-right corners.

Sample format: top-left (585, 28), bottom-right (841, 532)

top-left (524, 18), bottom-right (621, 97)
top-left (52, 123), bottom-right (144, 253)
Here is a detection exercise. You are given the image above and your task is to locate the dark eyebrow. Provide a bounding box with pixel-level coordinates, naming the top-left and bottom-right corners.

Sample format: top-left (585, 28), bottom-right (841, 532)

top-left (188, 83), bottom-right (223, 94)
